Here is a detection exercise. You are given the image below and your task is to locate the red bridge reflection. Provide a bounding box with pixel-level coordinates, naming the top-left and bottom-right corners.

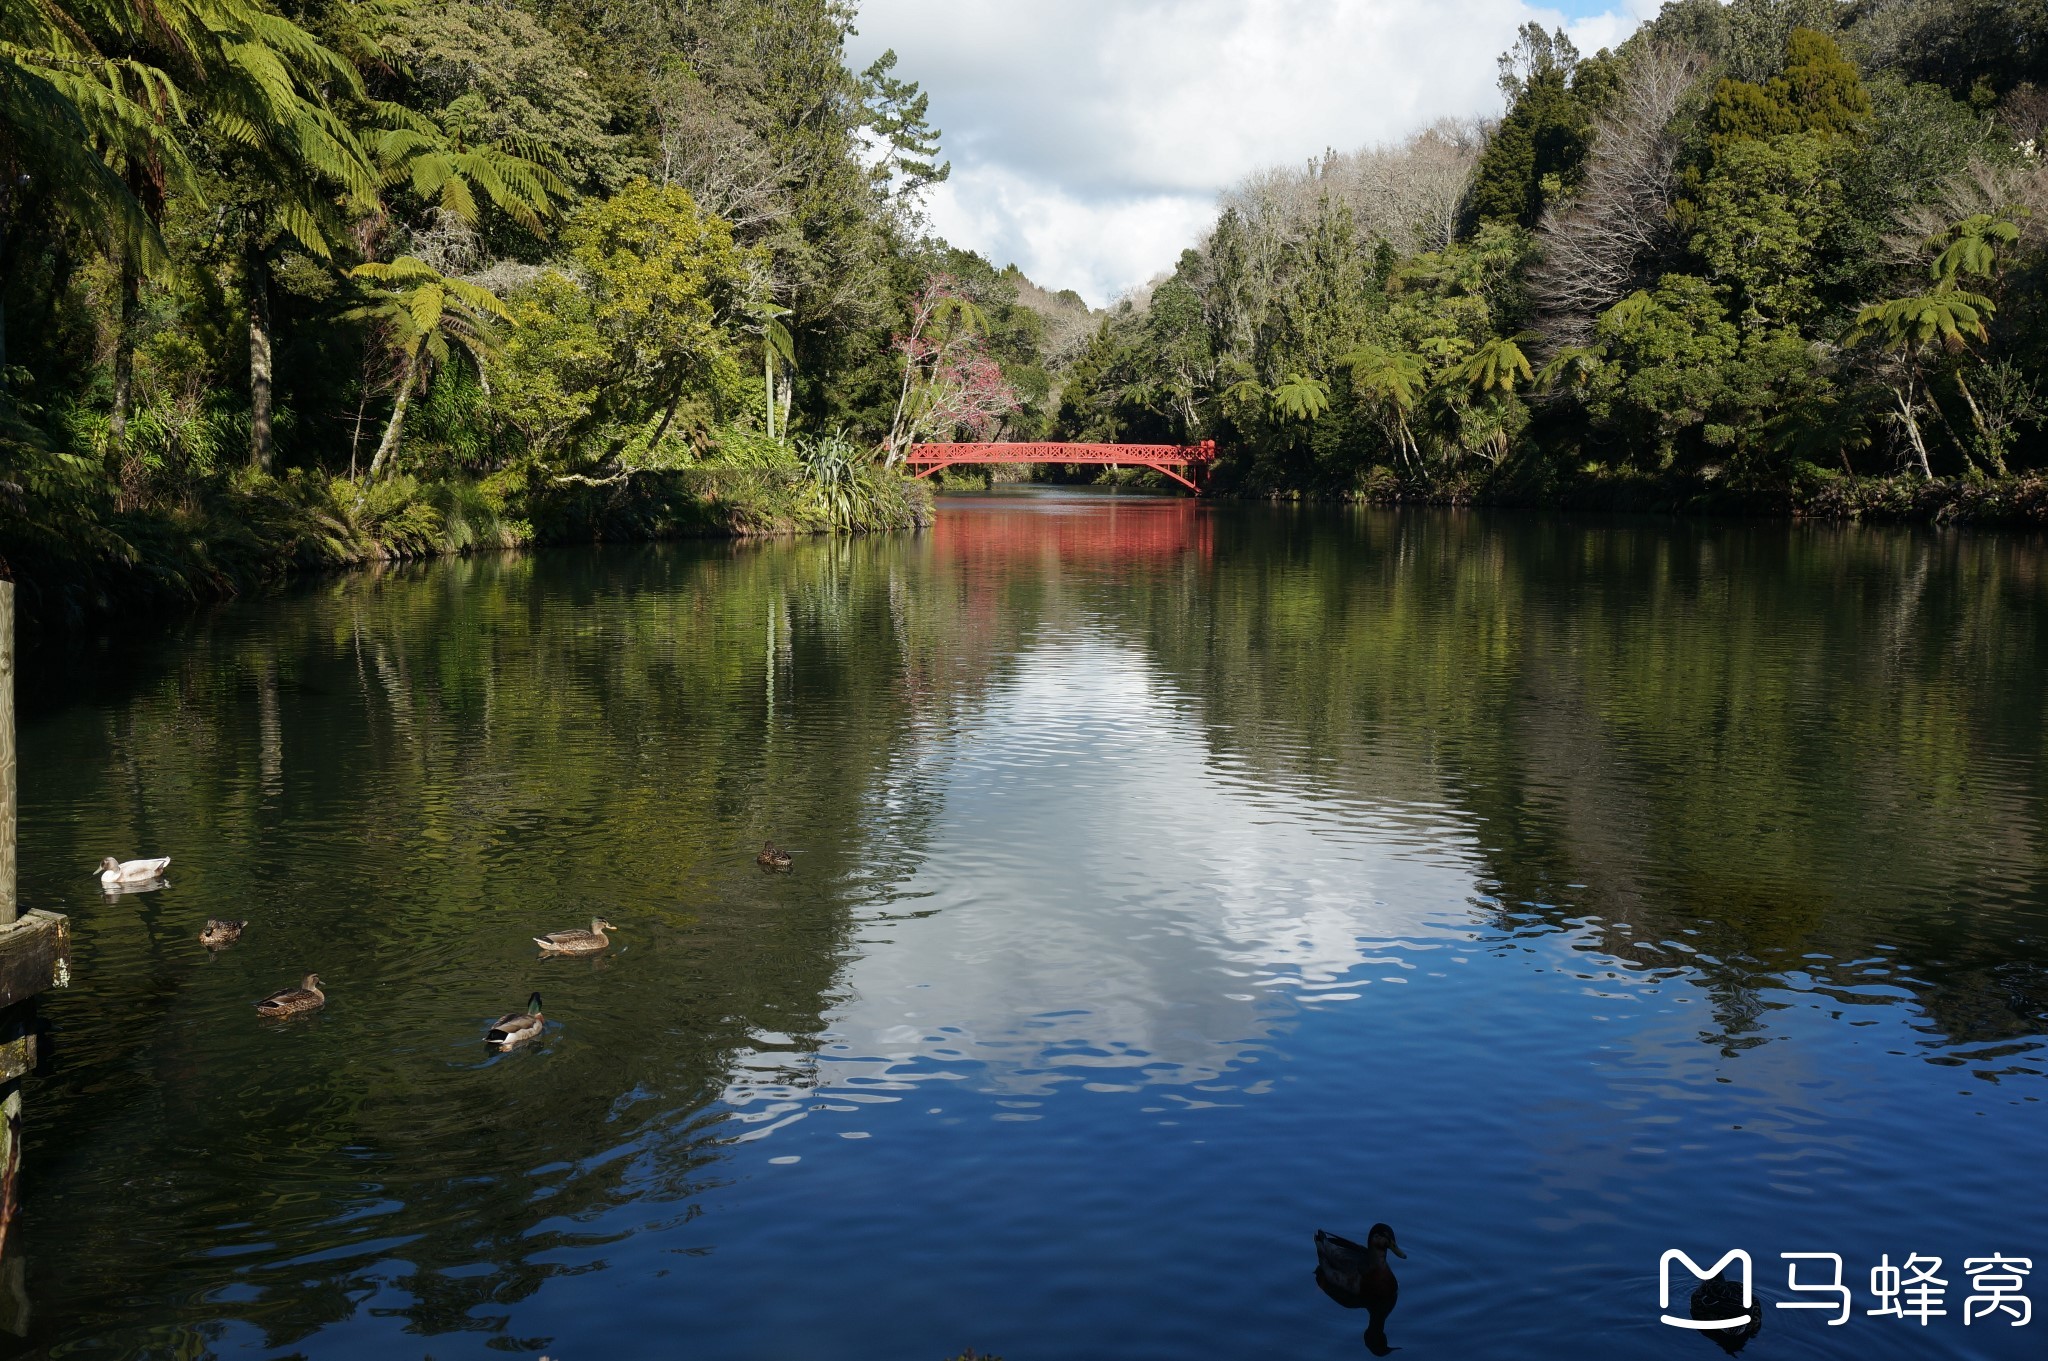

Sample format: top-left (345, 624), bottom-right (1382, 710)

top-left (929, 494), bottom-right (1214, 568)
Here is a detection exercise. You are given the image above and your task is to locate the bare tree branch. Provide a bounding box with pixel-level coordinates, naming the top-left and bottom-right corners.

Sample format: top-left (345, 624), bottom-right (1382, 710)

top-left (649, 73), bottom-right (791, 240)
top-left (1529, 46), bottom-right (1705, 349)
top-left (1885, 157), bottom-right (2048, 269)
top-left (1218, 118), bottom-right (1488, 258)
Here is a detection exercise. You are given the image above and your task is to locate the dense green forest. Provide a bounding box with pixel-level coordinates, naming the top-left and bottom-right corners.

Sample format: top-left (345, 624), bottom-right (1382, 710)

top-left (0, 0), bottom-right (1092, 627)
top-left (7, 0), bottom-right (2048, 631)
top-left (1059, 0), bottom-right (2048, 512)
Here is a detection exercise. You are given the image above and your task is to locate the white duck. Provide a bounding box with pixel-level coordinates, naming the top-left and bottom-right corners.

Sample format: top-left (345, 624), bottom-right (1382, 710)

top-left (99, 855), bottom-right (170, 885)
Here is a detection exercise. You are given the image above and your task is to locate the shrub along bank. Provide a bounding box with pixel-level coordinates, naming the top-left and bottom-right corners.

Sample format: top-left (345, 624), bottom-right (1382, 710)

top-left (1, 437), bottom-right (930, 635)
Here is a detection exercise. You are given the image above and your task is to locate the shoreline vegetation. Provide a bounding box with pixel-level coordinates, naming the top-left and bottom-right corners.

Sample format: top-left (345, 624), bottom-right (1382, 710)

top-left (1296, 465), bottom-right (2048, 525)
top-left (0, 0), bottom-right (1067, 635)
top-left (7, 0), bottom-right (2048, 636)
top-left (1057, 2), bottom-right (2048, 522)
top-left (3, 457), bottom-right (933, 635)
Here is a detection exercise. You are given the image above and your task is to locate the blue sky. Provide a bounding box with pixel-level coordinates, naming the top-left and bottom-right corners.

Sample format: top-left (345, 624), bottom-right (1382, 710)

top-left (847, 1), bottom-right (1667, 304)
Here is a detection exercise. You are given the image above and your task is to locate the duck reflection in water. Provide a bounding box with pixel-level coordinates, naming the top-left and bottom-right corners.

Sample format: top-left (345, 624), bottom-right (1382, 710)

top-left (1314, 1224), bottom-right (1405, 1355)
top-left (99, 873), bottom-right (169, 898)
top-left (1690, 1270), bottom-right (1761, 1354)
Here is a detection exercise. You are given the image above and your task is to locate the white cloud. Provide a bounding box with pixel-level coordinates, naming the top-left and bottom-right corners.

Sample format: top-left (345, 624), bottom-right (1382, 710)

top-left (848, 0), bottom-right (1665, 304)
top-left (921, 168), bottom-right (1216, 306)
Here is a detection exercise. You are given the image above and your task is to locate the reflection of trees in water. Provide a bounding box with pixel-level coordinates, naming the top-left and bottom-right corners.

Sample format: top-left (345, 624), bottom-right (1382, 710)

top-left (19, 504), bottom-right (2048, 1349)
top-left (1128, 509), bottom-right (2048, 1057)
top-left (13, 539), bottom-right (1031, 1353)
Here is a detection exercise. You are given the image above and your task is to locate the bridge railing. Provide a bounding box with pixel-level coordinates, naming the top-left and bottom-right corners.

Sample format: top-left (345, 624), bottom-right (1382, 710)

top-left (907, 441), bottom-right (1215, 464)
top-left (905, 441), bottom-right (1217, 492)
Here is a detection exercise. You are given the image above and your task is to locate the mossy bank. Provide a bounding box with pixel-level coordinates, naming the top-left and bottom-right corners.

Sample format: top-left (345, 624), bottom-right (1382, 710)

top-left (1, 454), bottom-right (931, 638)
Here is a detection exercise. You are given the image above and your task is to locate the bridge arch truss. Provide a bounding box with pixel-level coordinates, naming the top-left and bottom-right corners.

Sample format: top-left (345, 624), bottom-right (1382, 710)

top-left (907, 441), bottom-right (1218, 494)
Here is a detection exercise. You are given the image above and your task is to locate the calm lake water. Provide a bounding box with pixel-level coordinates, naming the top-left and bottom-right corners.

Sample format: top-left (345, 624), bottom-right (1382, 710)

top-left (11, 491), bottom-right (2048, 1359)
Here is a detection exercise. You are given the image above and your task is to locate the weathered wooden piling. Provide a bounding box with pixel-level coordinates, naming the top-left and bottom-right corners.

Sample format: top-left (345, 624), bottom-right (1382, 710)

top-left (0, 579), bottom-right (11, 928)
top-left (0, 581), bottom-right (71, 1262)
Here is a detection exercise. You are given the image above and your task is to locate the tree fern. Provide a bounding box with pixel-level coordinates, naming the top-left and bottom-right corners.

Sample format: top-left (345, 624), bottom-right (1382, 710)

top-left (0, 2), bottom-right (189, 271)
top-left (369, 94), bottom-right (570, 235)
top-left (346, 256), bottom-right (514, 480)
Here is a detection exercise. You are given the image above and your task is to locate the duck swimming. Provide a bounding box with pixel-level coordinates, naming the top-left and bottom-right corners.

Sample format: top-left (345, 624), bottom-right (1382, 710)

top-left (486, 993), bottom-right (545, 1048)
top-left (1315, 1224), bottom-right (1405, 1324)
top-left (534, 918), bottom-right (615, 955)
top-left (1318, 1219), bottom-right (1400, 1309)
top-left (198, 918), bottom-right (247, 948)
top-left (756, 841), bottom-right (793, 870)
top-left (255, 973), bottom-right (325, 1017)
top-left (99, 855), bottom-right (170, 885)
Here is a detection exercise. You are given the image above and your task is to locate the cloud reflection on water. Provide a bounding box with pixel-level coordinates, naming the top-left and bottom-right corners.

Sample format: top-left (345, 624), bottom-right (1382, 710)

top-left (726, 633), bottom-right (1479, 1117)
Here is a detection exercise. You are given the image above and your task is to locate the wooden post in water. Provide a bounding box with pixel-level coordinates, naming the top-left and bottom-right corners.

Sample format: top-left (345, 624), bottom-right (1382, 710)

top-left (1, 580), bottom-right (11, 928)
top-left (0, 581), bottom-right (72, 1279)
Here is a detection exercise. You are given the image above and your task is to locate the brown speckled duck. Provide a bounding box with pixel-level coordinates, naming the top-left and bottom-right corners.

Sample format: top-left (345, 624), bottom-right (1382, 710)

top-left (534, 918), bottom-right (615, 955)
top-left (199, 918), bottom-right (247, 949)
top-left (255, 974), bottom-right (325, 1017)
top-left (756, 841), bottom-right (793, 870)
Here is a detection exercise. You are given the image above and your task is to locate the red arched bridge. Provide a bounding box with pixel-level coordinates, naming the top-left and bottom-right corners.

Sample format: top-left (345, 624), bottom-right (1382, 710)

top-left (908, 441), bottom-right (1218, 493)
